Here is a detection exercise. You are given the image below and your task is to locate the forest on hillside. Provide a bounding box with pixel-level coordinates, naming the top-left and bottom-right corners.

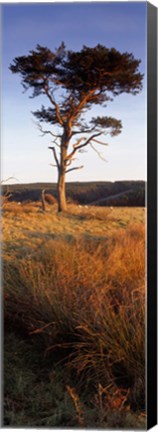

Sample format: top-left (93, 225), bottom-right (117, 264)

top-left (2, 181), bottom-right (145, 207)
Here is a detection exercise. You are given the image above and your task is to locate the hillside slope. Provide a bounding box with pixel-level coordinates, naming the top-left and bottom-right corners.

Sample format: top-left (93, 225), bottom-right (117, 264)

top-left (2, 180), bottom-right (145, 206)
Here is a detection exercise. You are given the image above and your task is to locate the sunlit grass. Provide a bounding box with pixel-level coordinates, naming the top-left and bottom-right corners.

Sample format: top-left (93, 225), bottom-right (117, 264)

top-left (3, 201), bottom-right (146, 428)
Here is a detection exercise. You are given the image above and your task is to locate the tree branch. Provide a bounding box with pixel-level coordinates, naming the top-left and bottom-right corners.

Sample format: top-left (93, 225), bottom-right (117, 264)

top-left (52, 138), bottom-right (60, 148)
top-left (66, 132), bottom-right (102, 160)
top-left (44, 84), bottom-right (64, 126)
top-left (90, 143), bottom-right (107, 162)
top-left (48, 146), bottom-right (60, 169)
top-left (36, 121), bottom-right (62, 139)
top-left (71, 127), bottom-right (95, 137)
top-left (66, 165), bottom-right (84, 174)
top-left (0, 176), bottom-right (19, 184)
top-left (65, 157), bottom-right (78, 167)
top-left (92, 137), bottom-right (108, 146)
top-left (76, 132), bottom-right (103, 150)
top-left (69, 90), bottom-right (95, 124)
top-left (65, 137), bottom-right (85, 161)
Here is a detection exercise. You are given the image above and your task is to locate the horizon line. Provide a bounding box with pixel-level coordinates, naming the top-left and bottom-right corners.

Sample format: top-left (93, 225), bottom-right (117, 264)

top-left (2, 179), bottom-right (146, 186)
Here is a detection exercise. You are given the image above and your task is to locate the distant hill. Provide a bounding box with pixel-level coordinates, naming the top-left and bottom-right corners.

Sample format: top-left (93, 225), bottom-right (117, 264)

top-left (1, 181), bottom-right (146, 206)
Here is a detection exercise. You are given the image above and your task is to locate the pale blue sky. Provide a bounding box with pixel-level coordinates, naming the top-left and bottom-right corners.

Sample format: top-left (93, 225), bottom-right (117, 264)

top-left (1, 2), bottom-right (147, 184)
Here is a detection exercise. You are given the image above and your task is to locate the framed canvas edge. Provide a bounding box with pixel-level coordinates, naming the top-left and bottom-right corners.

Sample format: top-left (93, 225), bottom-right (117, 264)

top-left (147, 2), bottom-right (157, 430)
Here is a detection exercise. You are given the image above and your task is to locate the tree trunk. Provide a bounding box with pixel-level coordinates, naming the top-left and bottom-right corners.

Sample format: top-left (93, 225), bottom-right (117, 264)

top-left (41, 189), bottom-right (46, 211)
top-left (57, 128), bottom-right (71, 212)
top-left (57, 169), bottom-right (67, 212)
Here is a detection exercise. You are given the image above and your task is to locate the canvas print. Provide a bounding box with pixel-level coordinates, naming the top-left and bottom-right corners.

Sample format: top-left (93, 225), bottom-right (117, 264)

top-left (2, 2), bottom-right (147, 429)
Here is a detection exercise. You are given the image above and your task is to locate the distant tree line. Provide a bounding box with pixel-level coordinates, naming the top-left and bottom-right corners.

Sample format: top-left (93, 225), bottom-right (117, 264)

top-left (2, 181), bottom-right (145, 207)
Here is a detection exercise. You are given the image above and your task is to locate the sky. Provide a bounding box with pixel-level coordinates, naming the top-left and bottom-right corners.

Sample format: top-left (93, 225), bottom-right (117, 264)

top-left (1, 2), bottom-right (147, 184)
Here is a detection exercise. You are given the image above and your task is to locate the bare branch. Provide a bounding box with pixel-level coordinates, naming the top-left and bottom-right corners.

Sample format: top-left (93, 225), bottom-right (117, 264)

top-left (1, 176), bottom-right (19, 184)
top-left (44, 84), bottom-right (64, 126)
top-left (77, 132), bottom-right (103, 149)
top-left (48, 146), bottom-right (60, 169)
top-left (36, 121), bottom-right (62, 139)
top-left (66, 165), bottom-right (84, 174)
top-left (90, 143), bottom-right (107, 162)
top-left (52, 138), bottom-right (60, 148)
top-left (71, 127), bottom-right (95, 137)
top-left (69, 89), bottom-right (95, 124)
top-left (66, 132), bottom-right (102, 160)
top-left (92, 138), bottom-right (108, 146)
top-left (65, 157), bottom-right (78, 167)
top-left (65, 137), bottom-right (85, 161)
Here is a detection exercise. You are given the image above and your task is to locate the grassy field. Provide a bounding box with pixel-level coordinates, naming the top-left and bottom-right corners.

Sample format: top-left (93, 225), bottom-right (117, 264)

top-left (3, 201), bottom-right (146, 428)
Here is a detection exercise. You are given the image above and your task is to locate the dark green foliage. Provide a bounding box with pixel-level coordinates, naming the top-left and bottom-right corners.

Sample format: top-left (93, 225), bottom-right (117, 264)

top-left (10, 43), bottom-right (143, 98)
top-left (90, 116), bottom-right (122, 136)
top-left (10, 43), bottom-right (143, 133)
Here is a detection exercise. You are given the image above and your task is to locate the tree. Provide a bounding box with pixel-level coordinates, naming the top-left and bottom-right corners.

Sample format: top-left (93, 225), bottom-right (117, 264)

top-left (10, 43), bottom-right (143, 212)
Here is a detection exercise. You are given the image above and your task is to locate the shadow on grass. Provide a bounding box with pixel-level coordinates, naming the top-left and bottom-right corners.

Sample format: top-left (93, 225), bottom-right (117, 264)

top-left (4, 331), bottom-right (146, 429)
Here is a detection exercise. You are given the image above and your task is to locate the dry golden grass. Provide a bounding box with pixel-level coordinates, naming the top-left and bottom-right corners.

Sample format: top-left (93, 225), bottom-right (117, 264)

top-left (3, 201), bottom-right (146, 425)
top-left (2, 201), bottom-right (145, 255)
